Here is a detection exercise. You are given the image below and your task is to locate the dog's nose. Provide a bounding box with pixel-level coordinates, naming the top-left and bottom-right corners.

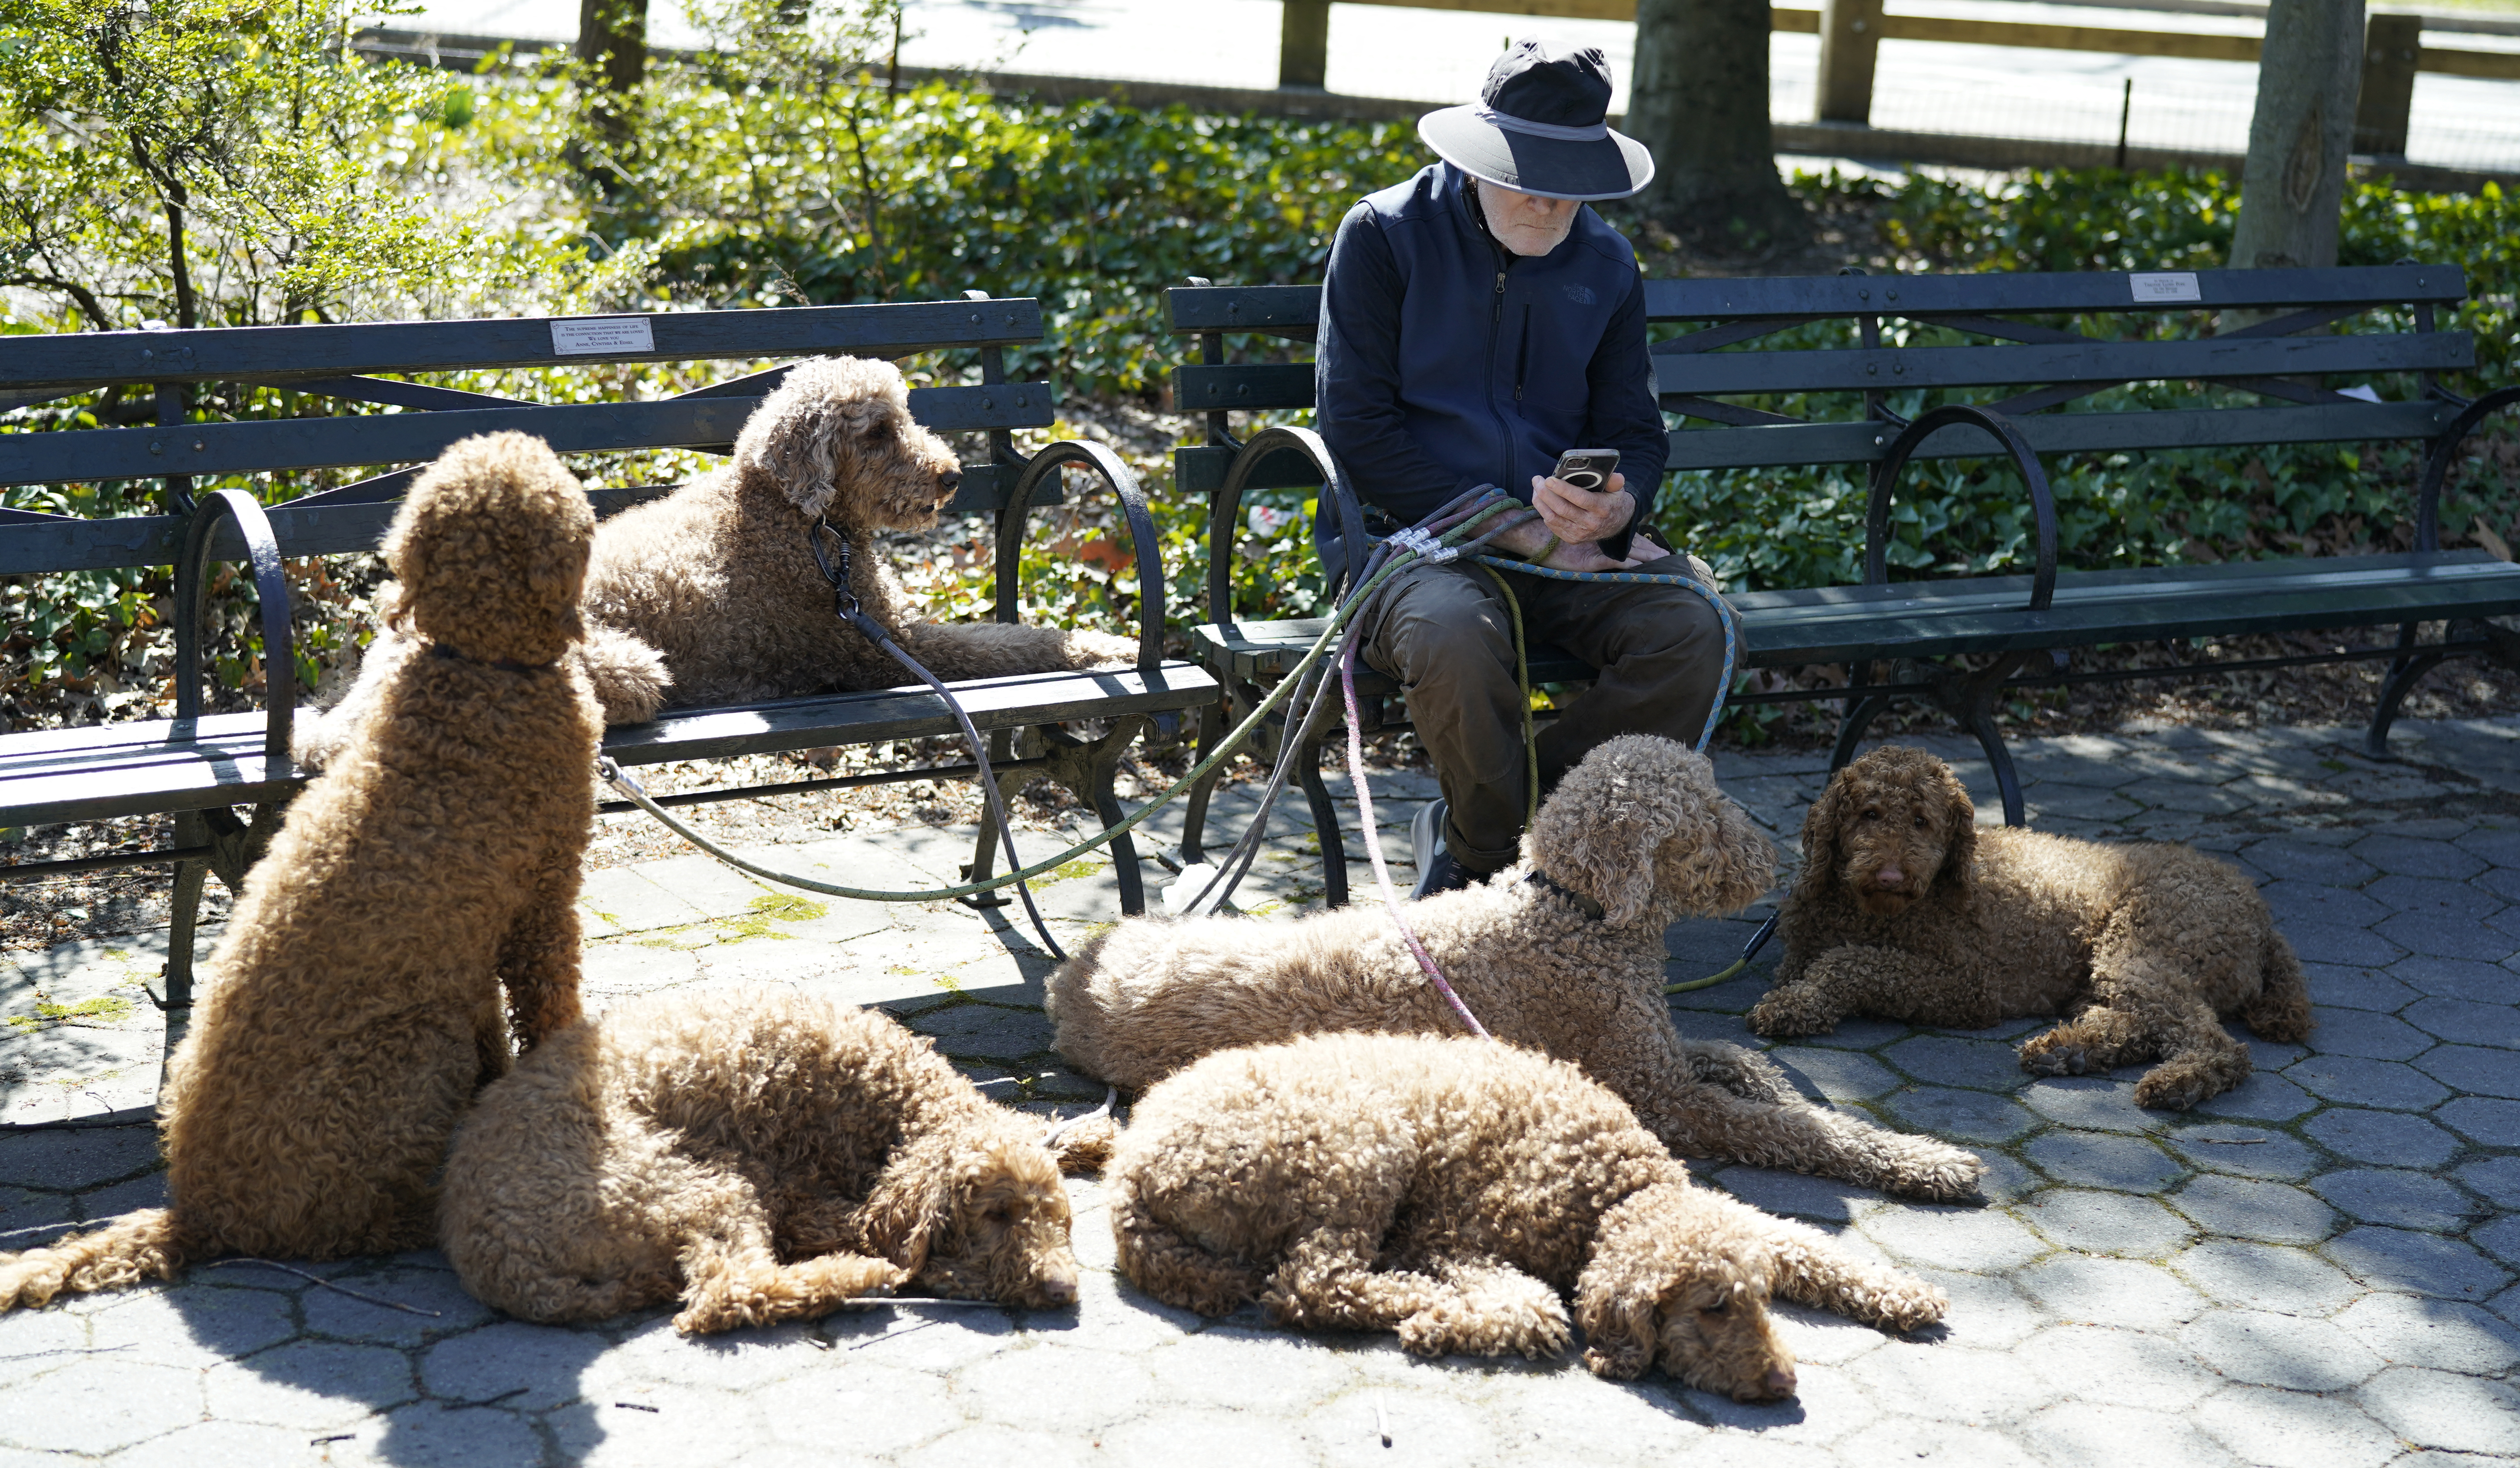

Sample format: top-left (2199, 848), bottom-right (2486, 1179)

top-left (1034, 1262), bottom-right (1078, 1306)
top-left (1762, 1366), bottom-right (1798, 1399)
top-left (1875, 866), bottom-right (1906, 888)
top-left (937, 469), bottom-right (961, 493)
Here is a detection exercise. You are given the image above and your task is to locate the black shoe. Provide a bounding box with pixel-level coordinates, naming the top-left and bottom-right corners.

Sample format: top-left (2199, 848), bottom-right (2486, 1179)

top-left (1411, 849), bottom-right (1480, 900)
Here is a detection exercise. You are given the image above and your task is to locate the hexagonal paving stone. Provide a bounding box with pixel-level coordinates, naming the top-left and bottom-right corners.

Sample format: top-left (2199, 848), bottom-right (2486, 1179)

top-left (1763, 1046), bottom-right (1902, 1102)
top-left (1882, 1036), bottom-right (2030, 1092)
top-left (2188, 1069), bottom-right (2318, 1122)
top-left (2286, 1056), bottom-right (2452, 1111)
top-left (2162, 1123), bottom-right (2322, 1181)
top-left (2358, 1365), bottom-right (2520, 1455)
top-left (908, 1003), bottom-right (1056, 1062)
top-left (2388, 956), bottom-right (2513, 1003)
top-left (87, 1283), bottom-right (298, 1373)
top-left (2018, 1188), bottom-right (2196, 1258)
top-left (2019, 1077), bottom-right (2159, 1134)
top-left (1884, 1086), bottom-right (2040, 1144)
top-left (0, 1125), bottom-right (161, 1193)
top-left (2309, 1168), bottom-right (2483, 1233)
top-left (2192, 1384), bottom-right (2403, 1468)
top-left (2454, 823), bottom-right (2520, 866)
top-left (2179, 1307), bottom-right (2386, 1389)
top-left (2116, 777), bottom-right (2254, 815)
top-left (204, 1339), bottom-right (413, 1431)
top-left (2016, 1255), bottom-right (2208, 1330)
top-left (2301, 1007), bottom-right (2435, 1061)
top-left (2026, 1130), bottom-right (2186, 1194)
top-left (2349, 834), bottom-right (2486, 881)
top-left (2376, 911), bottom-right (2517, 962)
top-left (2261, 881), bottom-right (2394, 929)
top-left (2246, 838), bottom-right (2380, 887)
top-left (101, 1419), bottom-right (328, 1468)
top-left (1859, 1204), bottom-right (2048, 1273)
top-left (2364, 874), bottom-right (2505, 921)
top-left (2401, 996), bottom-right (2520, 1050)
top-left (420, 1321), bottom-right (612, 1412)
top-left (2473, 1214), bottom-right (2520, 1267)
top-left (2414, 1043), bottom-right (2520, 1099)
top-left (953, 1345), bottom-right (1158, 1434)
top-left (2457, 1155), bottom-right (2520, 1209)
top-left (2324, 1226), bottom-right (2513, 1303)
top-left (2301, 964), bottom-right (2418, 1013)
top-left (2334, 1291), bottom-right (2520, 1374)
top-left (2170, 1174), bottom-right (2338, 1245)
top-left (0, 1355), bottom-right (201, 1454)
top-left (2281, 922), bottom-right (2406, 968)
top-left (364, 1403), bottom-right (545, 1467)
top-left (2169, 1240), bottom-right (2364, 1316)
top-left (1712, 1166), bottom-right (1881, 1225)
top-left (2014, 1399), bottom-right (2242, 1468)
top-left (2436, 1096), bottom-right (2520, 1146)
top-left (1841, 1341), bottom-right (2053, 1424)
top-left (2303, 1108), bottom-right (2461, 1169)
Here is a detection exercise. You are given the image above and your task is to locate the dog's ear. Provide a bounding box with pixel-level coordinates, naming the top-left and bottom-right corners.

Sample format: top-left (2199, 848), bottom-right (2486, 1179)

top-left (735, 356), bottom-right (909, 522)
top-left (1575, 1257), bottom-right (1662, 1381)
top-left (856, 1143), bottom-right (947, 1275)
top-left (1932, 762), bottom-right (1979, 906)
top-left (1524, 735), bottom-right (1692, 926)
top-left (1791, 771), bottom-right (1854, 904)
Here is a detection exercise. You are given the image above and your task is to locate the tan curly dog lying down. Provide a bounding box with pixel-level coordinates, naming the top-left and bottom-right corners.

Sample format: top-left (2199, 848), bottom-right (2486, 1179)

top-left (1753, 745), bottom-right (2313, 1110)
top-left (0, 432), bottom-right (602, 1311)
top-left (1051, 735), bottom-right (1986, 1201)
top-left (1110, 1033), bottom-right (1947, 1401)
top-left (439, 985), bottom-right (1093, 1333)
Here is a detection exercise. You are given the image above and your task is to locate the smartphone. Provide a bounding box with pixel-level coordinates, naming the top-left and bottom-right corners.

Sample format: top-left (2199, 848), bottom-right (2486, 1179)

top-left (1551, 448), bottom-right (1621, 493)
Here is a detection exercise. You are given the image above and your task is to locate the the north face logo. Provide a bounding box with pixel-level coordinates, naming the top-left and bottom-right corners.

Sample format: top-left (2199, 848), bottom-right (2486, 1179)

top-left (1563, 284), bottom-right (1597, 306)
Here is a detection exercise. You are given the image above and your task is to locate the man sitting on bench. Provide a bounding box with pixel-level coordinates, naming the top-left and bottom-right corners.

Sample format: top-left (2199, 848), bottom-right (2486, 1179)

top-left (1316, 39), bottom-right (1728, 898)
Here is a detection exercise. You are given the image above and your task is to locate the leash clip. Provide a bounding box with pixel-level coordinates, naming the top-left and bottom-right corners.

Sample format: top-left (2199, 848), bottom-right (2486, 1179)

top-left (808, 521), bottom-right (860, 620)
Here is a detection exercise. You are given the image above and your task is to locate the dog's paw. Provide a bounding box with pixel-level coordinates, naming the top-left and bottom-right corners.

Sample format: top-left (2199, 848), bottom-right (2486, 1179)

top-left (1063, 629), bottom-right (1139, 670)
top-left (2133, 1067), bottom-right (2210, 1112)
top-left (1880, 1136), bottom-right (1988, 1202)
top-left (1746, 992), bottom-right (1836, 1037)
top-left (1869, 1280), bottom-right (1950, 1333)
top-left (2016, 1029), bottom-right (2091, 1076)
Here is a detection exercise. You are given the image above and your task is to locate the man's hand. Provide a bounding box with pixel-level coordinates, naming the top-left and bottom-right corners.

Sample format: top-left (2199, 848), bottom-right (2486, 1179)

top-left (1533, 470), bottom-right (1634, 544)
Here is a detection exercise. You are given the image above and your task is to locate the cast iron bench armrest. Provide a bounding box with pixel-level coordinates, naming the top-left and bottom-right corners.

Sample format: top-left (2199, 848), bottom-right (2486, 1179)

top-left (175, 489), bottom-right (296, 776)
top-left (1206, 425), bottom-right (1366, 623)
top-left (2416, 386), bottom-right (2520, 551)
top-left (1862, 403), bottom-right (2061, 612)
top-left (995, 439), bottom-right (1168, 676)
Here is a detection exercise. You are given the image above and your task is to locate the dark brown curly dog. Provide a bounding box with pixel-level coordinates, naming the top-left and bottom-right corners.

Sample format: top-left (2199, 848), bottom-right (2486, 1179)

top-left (1751, 746), bottom-right (2312, 1109)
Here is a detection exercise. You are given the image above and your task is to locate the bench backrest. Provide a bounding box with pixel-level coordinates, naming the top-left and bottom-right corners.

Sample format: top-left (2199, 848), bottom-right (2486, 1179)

top-left (1166, 264), bottom-right (2476, 498)
top-left (0, 295), bottom-right (1061, 575)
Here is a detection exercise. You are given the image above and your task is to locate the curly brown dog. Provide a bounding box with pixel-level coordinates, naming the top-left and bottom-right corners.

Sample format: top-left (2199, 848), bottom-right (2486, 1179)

top-left (1049, 735), bottom-right (1986, 1201)
top-left (1751, 745), bottom-right (2313, 1109)
top-left (297, 356), bottom-right (1133, 759)
top-left (0, 432), bottom-right (602, 1310)
top-left (440, 985), bottom-right (1088, 1333)
top-left (1111, 1033), bottom-right (1947, 1400)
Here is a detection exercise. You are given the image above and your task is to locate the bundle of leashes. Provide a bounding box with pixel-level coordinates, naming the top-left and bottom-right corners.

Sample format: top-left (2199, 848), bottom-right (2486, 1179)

top-left (599, 478), bottom-right (1772, 1000)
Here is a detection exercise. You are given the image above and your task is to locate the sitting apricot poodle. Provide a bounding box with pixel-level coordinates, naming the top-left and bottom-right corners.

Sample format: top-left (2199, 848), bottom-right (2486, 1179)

top-left (0, 432), bottom-right (602, 1310)
top-left (1752, 745), bottom-right (2313, 1110)
top-left (439, 985), bottom-right (1088, 1333)
top-left (1050, 736), bottom-right (1986, 1201)
top-left (298, 355), bottom-right (1133, 759)
top-left (1111, 1033), bottom-right (1947, 1400)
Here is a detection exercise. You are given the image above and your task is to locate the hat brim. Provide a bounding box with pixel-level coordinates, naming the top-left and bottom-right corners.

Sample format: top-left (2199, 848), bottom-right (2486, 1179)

top-left (1418, 106), bottom-right (1654, 202)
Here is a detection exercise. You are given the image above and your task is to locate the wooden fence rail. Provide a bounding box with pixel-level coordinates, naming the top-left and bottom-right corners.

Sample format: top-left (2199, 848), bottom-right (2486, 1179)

top-left (1276, 0), bottom-right (2520, 159)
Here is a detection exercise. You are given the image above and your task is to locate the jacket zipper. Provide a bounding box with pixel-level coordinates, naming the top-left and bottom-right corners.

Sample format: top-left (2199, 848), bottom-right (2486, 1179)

top-left (1486, 265), bottom-right (1513, 489)
top-left (1513, 305), bottom-right (1531, 403)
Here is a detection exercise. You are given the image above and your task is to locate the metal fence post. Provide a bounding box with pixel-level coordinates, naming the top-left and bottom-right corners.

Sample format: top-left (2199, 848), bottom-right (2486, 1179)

top-left (1280, 0), bottom-right (1331, 89)
top-left (2354, 13), bottom-right (2422, 156)
top-left (1816, 0), bottom-right (1885, 124)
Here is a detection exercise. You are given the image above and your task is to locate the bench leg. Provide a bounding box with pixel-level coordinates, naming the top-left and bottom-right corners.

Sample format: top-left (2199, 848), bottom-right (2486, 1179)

top-left (1829, 693), bottom-right (1890, 773)
top-left (959, 729), bottom-right (1021, 910)
top-left (1295, 726), bottom-right (1349, 910)
top-left (968, 717), bottom-right (1156, 918)
top-left (1179, 700), bottom-right (1228, 866)
top-left (1964, 706), bottom-right (2029, 828)
top-left (160, 812), bottom-right (211, 1011)
top-left (2365, 622), bottom-right (2447, 761)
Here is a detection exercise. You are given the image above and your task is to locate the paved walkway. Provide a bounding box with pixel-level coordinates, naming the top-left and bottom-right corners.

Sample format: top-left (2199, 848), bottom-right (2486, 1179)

top-left (3, 716), bottom-right (2519, 1465)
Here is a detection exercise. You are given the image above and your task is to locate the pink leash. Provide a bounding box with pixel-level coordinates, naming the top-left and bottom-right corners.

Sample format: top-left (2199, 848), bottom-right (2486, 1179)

top-left (1339, 628), bottom-right (1491, 1039)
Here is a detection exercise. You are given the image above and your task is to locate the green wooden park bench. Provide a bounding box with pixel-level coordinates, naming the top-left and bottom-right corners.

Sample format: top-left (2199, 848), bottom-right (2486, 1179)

top-left (1167, 264), bottom-right (2520, 907)
top-left (0, 296), bottom-right (1216, 1005)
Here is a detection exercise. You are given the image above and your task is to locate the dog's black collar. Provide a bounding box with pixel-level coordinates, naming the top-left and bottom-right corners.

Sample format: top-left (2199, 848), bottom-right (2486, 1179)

top-left (429, 642), bottom-right (552, 675)
top-left (1525, 869), bottom-right (1605, 920)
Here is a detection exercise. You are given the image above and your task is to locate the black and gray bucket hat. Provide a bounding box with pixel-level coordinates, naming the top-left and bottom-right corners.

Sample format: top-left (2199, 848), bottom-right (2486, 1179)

top-left (1417, 40), bottom-right (1654, 202)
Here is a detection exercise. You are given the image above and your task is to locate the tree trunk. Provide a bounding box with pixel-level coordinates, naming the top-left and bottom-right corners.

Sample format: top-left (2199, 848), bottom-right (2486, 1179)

top-left (1625, 0), bottom-right (1809, 253)
top-left (577, 0), bottom-right (648, 95)
top-left (2228, 0), bottom-right (2364, 270)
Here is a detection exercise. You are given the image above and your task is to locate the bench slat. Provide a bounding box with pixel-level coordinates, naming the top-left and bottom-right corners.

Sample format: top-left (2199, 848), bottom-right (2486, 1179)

top-left (1166, 285), bottom-right (1325, 335)
top-left (0, 300), bottom-right (1049, 390)
top-left (1175, 363), bottom-right (1316, 412)
top-left (1666, 399), bottom-right (2458, 470)
top-left (0, 384), bottom-right (1056, 489)
top-left (0, 665), bottom-right (1220, 829)
top-left (1650, 332), bottom-right (2471, 397)
top-left (1640, 265), bottom-right (2465, 322)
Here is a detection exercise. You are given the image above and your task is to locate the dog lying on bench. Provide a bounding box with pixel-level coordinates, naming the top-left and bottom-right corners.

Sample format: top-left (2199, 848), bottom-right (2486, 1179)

top-left (1750, 745), bottom-right (2312, 1109)
top-left (0, 431), bottom-right (602, 1309)
top-left (1049, 735), bottom-right (1987, 1201)
top-left (1109, 1032), bottom-right (1948, 1400)
top-left (439, 985), bottom-right (1089, 1332)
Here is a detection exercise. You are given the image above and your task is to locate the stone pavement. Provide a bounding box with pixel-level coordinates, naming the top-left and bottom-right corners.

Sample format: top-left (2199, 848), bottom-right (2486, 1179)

top-left (3, 716), bottom-right (2519, 1465)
